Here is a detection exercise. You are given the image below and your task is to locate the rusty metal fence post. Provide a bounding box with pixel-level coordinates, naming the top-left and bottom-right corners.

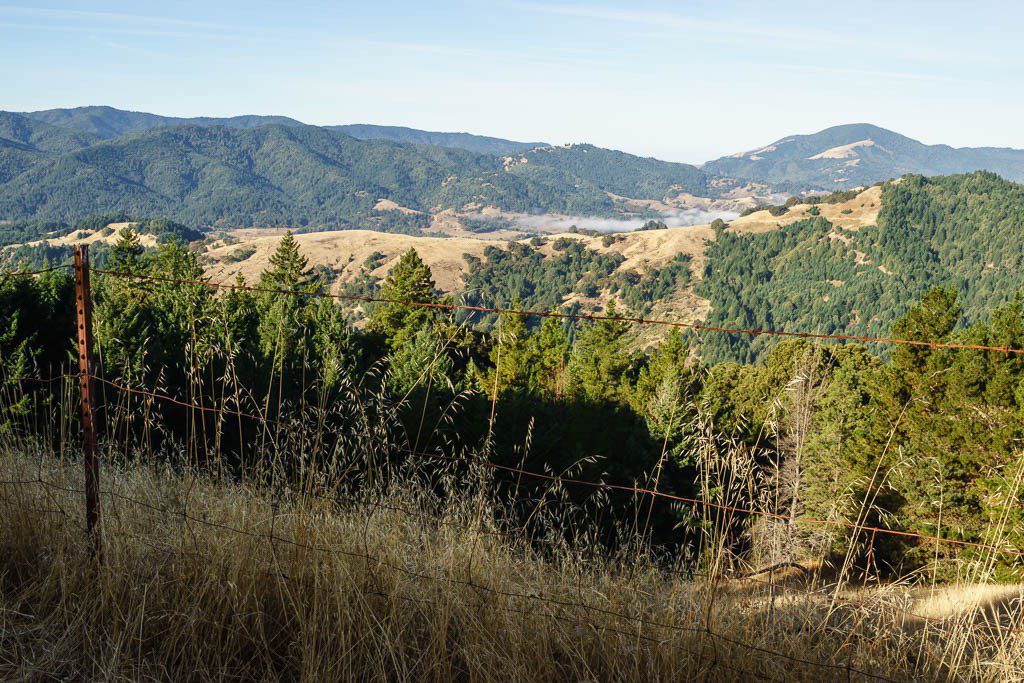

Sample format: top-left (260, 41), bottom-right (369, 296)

top-left (73, 245), bottom-right (101, 556)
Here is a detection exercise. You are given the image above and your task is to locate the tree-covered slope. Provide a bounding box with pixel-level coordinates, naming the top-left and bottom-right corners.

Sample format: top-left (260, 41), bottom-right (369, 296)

top-left (0, 124), bottom-right (501, 227)
top-left (0, 122), bottom-right (729, 227)
top-left (0, 112), bottom-right (100, 184)
top-left (704, 123), bottom-right (1024, 192)
top-left (514, 144), bottom-right (715, 200)
top-left (24, 107), bottom-right (546, 155)
top-left (22, 106), bottom-right (304, 139)
top-left (331, 124), bottom-right (546, 155)
top-left (697, 171), bottom-right (1024, 361)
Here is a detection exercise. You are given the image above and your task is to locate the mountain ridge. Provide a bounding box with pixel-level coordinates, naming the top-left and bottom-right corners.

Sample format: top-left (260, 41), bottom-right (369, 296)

top-left (704, 123), bottom-right (1024, 191)
top-left (21, 106), bottom-right (547, 157)
top-left (0, 114), bottom-right (737, 228)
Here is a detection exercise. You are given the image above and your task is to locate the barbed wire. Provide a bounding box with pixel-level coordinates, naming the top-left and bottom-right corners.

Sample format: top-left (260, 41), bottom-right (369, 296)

top-left (4, 255), bottom-right (1022, 678)
top-left (3, 260), bottom-right (1022, 355)
top-left (0, 262), bottom-right (74, 280)
top-left (90, 267), bottom-right (1024, 355)
top-left (19, 370), bottom-right (1021, 562)
top-left (4, 471), bottom-right (1021, 641)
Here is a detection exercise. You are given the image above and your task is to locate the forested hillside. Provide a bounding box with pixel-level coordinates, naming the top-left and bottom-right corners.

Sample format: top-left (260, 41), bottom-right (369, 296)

top-left (698, 172), bottom-right (1024, 361)
top-left (509, 144), bottom-right (716, 200)
top-left (0, 113), bottom-right (732, 228)
top-left (6, 225), bottom-right (1024, 582)
top-left (21, 105), bottom-right (304, 139)
top-left (331, 123), bottom-right (546, 155)
top-left (23, 106), bottom-right (545, 154)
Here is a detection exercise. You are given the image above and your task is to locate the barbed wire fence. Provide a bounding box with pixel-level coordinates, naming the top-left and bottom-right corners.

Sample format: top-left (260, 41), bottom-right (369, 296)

top-left (1, 246), bottom-right (1022, 679)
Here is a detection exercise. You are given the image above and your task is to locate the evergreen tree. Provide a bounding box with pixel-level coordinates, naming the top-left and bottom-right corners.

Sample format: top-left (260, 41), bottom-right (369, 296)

top-left (261, 231), bottom-right (309, 290)
top-left (389, 326), bottom-right (454, 393)
top-left (368, 248), bottom-right (438, 349)
top-left (567, 301), bottom-right (635, 403)
top-left (477, 306), bottom-right (537, 398)
top-left (108, 227), bottom-right (146, 273)
top-left (532, 314), bottom-right (570, 396)
top-left (632, 329), bottom-right (700, 442)
top-left (256, 231), bottom-right (317, 372)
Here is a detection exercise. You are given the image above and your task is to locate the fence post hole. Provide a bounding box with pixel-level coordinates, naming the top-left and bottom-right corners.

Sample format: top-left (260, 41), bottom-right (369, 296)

top-left (74, 244), bottom-right (101, 557)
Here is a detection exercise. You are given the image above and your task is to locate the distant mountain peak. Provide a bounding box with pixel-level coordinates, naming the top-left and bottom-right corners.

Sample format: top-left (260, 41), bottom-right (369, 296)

top-left (705, 123), bottom-right (1024, 192)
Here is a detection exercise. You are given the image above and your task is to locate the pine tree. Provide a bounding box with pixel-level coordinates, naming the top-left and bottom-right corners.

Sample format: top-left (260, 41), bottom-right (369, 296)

top-left (389, 325), bottom-right (454, 393)
top-left (368, 248), bottom-right (438, 349)
top-left (532, 314), bottom-right (570, 396)
top-left (567, 301), bottom-right (635, 403)
top-left (257, 232), bottom-right (316, 372)
top-left (261, 231), bottom-right (309, 290)
top-left (109, 227), bottom-right (145, 273)
top-left (477, 306), bottom-right (536, 398)
top-left (632, 329), bottom-right (698, 440)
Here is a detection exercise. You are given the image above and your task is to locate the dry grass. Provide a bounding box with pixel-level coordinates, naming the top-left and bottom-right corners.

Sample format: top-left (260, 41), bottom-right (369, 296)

top-left (728, 186), bottom-right (883, 235)
top-left (1, 448), bottom-right (1022, 682)
top-left (202, 229), bottom-right (493, 293)
top-left (6, 222), bottom-right (159, 252)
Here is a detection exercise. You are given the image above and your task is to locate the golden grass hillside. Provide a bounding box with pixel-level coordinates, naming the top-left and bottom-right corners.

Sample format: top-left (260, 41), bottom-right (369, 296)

top-left (202, 229), bottom-right (493, 292)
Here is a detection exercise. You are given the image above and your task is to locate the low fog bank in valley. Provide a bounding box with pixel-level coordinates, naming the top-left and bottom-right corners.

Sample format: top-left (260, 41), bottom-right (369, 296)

top-left (512, 208), bottom-right (737, 233)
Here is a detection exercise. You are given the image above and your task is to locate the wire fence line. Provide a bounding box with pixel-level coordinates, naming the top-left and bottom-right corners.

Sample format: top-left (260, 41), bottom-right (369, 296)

top-left (9, 376), bottom-right (1024, 662)
top-left (85, 266), bottom-right (1024, 355)
top-left (9, 261), bottom-right (1024, 353)
top-left (9, 458), bottom-right (1019, 650)
top-left (14, 369), bottom-right (1024, 562)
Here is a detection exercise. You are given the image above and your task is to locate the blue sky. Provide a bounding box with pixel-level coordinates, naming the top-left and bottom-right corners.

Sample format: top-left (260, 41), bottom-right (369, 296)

top-left (1, 1), bottom-right (1020, 162)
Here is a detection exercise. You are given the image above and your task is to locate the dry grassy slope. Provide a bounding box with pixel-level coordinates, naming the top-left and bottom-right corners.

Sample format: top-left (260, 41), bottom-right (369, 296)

top-left (11, 222), bottom-right (159, 250)
top-left (728, 185), bottom-right (883, 235)
top-left (202, 229), bottom-right (493, 292)
top-left (4, 187), bottom-right (880, 327)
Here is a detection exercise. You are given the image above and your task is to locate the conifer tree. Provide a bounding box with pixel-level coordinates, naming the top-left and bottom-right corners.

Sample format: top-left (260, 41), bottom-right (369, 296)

top-left (261, 231), bottom-right (309, 290)
top-left (257, 231), bottom-right (316, 370)
top-left (478, 306), bottom-right (536, 398)
top-left (567, 301), bottom-right (635, 402)
top-left (632, 329), bottom-right (698, 440)
top-left (109, 227), bottom-right (146, 273)
top-left (532, 314), bottom-right (570, 396)
top-left (368, 248), bottom-right (438, 349)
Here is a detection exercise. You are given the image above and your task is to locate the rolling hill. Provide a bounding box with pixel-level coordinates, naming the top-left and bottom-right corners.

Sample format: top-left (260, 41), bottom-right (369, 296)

top-left (15, 170), bottom-right (1024, 366)
top-left (704, 123), bottom-right (1024, 192)
top-left (330, 124), bottom-right (546, 155)
top-left (21, 106), bottom-right (304, 139)
top-left (195, 171), bottom-right (1024, 362)
top-left (0, 114), bottom-right (749, 228)
top-left (22, 107), bottom-right (547, 155)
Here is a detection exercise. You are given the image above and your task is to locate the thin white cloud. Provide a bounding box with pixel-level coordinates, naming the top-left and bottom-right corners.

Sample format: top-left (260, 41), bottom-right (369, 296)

top-left (355, 38), bottom-right (618, 70)
top-left (507, 1), bottom-right (1017, 69)
top-left (508, 2), bottom-right (842, 46)
top-left (771, 63), bottom-right (993, 86)
top-left (0, 6), bottom-right (238, 31)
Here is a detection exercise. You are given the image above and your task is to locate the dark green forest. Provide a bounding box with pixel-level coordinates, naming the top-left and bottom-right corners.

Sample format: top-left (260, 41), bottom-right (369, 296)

top-left (0, 111), bottom-right (729, 228)
top-left (4, 215), bottom-right (1024, 578)
top-left (699, 171), bottom-right (1024, 362)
